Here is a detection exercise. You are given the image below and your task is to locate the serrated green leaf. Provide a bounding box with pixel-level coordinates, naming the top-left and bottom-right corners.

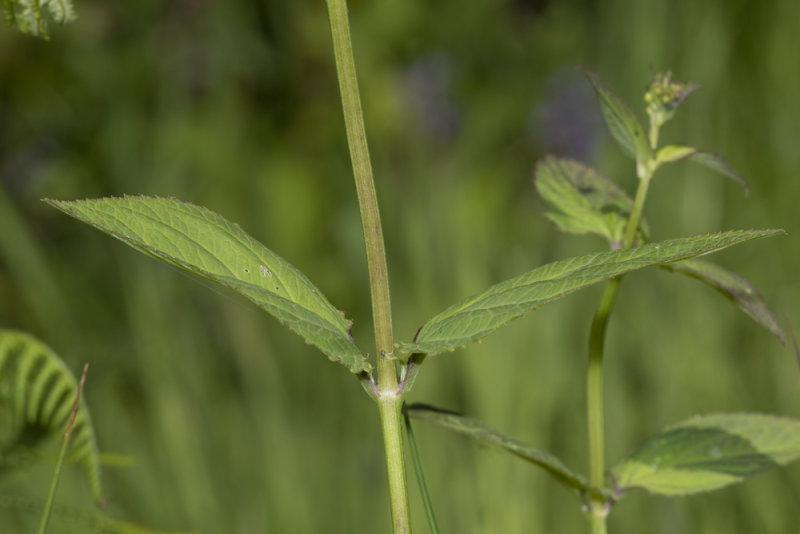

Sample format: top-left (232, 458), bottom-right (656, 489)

top-left (407, 404), bottom-right (608, 501)
top-left (535, 156), bottom-right (648, 246)
top-left (663, 258), bottom-right (785, 344)
top-left (612, 413), bottom-right (800, 496)
top-left (582, 68), bottom-right (652, 162)
top-left (45, 196), bottom-right (369, 374)
top-left (398, 229), bottom-right (783, 359)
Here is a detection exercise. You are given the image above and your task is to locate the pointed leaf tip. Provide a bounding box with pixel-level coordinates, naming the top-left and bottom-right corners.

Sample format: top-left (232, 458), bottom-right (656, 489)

top-left (664, 258), bottom-right (785, 344)
top-left (654, 147), bottom-right (749, 195)
top-left (689, 151), bottom-right (750, 195)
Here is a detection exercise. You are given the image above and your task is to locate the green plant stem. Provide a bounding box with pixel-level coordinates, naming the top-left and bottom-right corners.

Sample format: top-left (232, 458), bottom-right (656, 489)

top-left (326, 0), bottom-right (395, 391)
top-left (586, 278), bottom-right (617, 531)
top-left (590, 512), bottom-right (608, 534)
top-left (380, 395), bottom-right (412, 533)
top-left (586, 160), bottom-right (654, 533)
top-left (649, 121), bottom-right (660, 151)
top-left (623, 163), bottom-right (653, 248)
top-left (326, 0), bottom-right (410, 531)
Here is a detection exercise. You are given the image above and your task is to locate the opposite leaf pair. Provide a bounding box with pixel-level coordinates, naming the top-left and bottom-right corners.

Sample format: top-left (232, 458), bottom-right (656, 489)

top-left (46, 196), bottom-right (782, 380)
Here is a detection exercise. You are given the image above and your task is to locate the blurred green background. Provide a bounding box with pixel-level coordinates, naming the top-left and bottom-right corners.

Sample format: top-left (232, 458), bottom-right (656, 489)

top-left (1, 0), bottom-right (799, 532)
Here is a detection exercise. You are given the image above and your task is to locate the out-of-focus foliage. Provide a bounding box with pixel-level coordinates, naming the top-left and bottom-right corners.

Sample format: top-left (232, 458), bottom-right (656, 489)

top-left (0, 330), bottom-right (102, 501)
top-left (0, 0), bottom-right (798, 532)
top-left (2, 0), bottom-right (77, 39)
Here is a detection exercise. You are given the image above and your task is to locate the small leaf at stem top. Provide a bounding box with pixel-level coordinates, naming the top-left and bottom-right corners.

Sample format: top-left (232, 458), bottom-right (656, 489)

top-left (612, 413), bottom-right (800, 496)
top-left (45, 196), bottom-right (369, 373)
top-left (581, 67), bottom-right (652, 162)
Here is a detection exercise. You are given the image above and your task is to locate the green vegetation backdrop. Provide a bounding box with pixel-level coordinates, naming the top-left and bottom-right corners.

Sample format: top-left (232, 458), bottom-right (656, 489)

top-left (1, 0), bottom-right (798, 532)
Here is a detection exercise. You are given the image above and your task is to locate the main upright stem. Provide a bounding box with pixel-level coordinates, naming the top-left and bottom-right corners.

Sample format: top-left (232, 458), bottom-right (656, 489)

top-left (326, 0), bottom-right (410, 531)
top-left (326, 0), bottom-right (394, 382)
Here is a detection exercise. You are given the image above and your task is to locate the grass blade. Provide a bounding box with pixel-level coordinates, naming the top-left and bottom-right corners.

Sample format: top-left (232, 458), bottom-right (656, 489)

top-left (403, 405), bottom-right (440, 534)
top-left (37, 363), bottom-right (88, 534)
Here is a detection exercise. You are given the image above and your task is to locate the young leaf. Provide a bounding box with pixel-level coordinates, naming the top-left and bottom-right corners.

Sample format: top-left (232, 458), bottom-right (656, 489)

top-left (655, 145), bottom-right (697, 164)
top-left (45, 196), bottom-right (369, 374)
top-left (407, 404), bottom-right (608, 501)
top-left (581, 68), bottom-right (652, 162)
top-left (612, 413), bottom-right (800, 496)
top-left (663, 258), bottom-right (785, 344)
top-left (655, 146), bottom-right (749, 194)
top-left (0, 330), bottom-right (103, 501)
top-left (397, 229), bottom-right (783, 359)
top-left (535, 156), bottom-right (648, 246)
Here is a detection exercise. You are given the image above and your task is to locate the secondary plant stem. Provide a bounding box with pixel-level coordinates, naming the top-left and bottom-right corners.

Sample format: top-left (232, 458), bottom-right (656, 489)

top-left (586, 278), bottom-right (616, 532)
top-left (586, 158), bottom-right (654, 533)
top-left (326, 0), bottom-right (410, 531)
top-left (624, 162), bottom-right (653, 248)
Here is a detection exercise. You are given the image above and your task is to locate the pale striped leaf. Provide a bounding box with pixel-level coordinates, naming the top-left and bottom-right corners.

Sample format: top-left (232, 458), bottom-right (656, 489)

top-left (613, 413), bottom-right (800, 496)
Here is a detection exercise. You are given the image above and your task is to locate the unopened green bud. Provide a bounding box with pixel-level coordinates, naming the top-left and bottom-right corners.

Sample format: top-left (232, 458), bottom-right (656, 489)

top-left (645, 72), bottom-right (698, 127)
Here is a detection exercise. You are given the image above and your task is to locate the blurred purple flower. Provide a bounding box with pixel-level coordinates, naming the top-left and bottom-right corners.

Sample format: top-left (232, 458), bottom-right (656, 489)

top-left (401, 52), bottom-right (462, 143)
top-left (531, 69), bottom-right (602, 162)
